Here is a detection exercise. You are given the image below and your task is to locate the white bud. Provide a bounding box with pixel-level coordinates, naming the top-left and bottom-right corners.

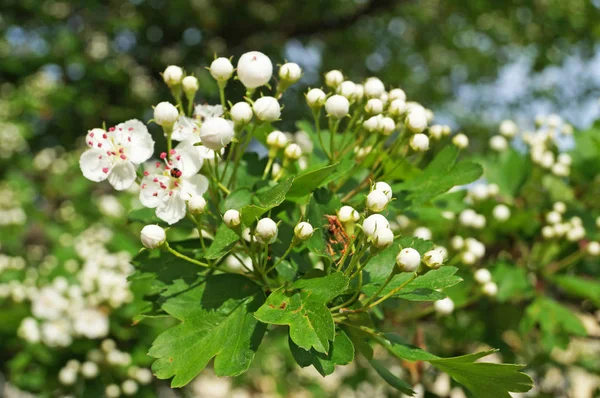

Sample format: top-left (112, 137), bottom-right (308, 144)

top-left (553, 223), bottom-right (568, 237)
top-left (230, 102), bottom-right (253, 125)
top-left (105, 384), bottom-right (121, 398)
top-left (499, 120), bottom-right (518, 138)
top-left (338, 80), bottom-right (357, 99)
top-left (557, 153), bottom-right (572, 166)
top-left (452, 133), bottom-right (469, 149)
top-left (253, 96), bottom-right (281, 121)
top-left (294, 222), bottom-right (314, 241)
top-left (414, 227), bottom-right (432, 240)
top-left (428, 124), bottom-right (444, 140)
top-left (325, 95), bottom-right (349, 119)
top-left (266, 131), bottom-right (289, 149)
top-left (237, 51), bottom-right (273, 89)
top-left (363, 115), bottom-right (382, 132)
top-left (388, 99), bottom-right (407, 117)
top-left (182, 75), bottom-right (198, 95)
top-left (59, 367), bottom-right (77, 386)
top-left (461, 251), bottom-right (476, 265)
top-left (188, 196), bottom-right (207, 215)
top-left (366, 190), bottom-right (389, 213)
top-left (140, 225), bottom-right (166, 249)
top-left (255, 218), bottom-right (278, 244)
top-left (587, 241), bottom-right (600, 256)
top-left (571, 216), bottom-right (582, 226)
top-left (396, 248), bottom-right (421, 272)
top-left (451, 236), bottom-right (464, 250)
top-left (436, 246), bottom-right (449, 260)
top-left (122, 380), bottom-right (139, 396)
top-left (388, 88), bottom-right (406, 102)
top-left (163, 65), bottom-right (183, 86)
top-left (465, 238), bottom-right (485, 259)
top-left (210, 57), bottom-right (234, 81)
top-left (492, 204), bottom-right (511, 222)
top-left (566, 225), bottom-right (585, 242)
top-left (306, 88), bottom-right (326, 109)
top-left (552, 163), bottom-right (569, 177)
top-left (423, 250), bottom-right (444, 269)
top-left (354, 84), bottom-right (365, 100)
top-left (406, 109), bottom-right (428, 133)
top-left (223, 210), bottom-right (241, 228)
top-left (546, 211), bottom-right (562, 225)
top-left (284, 143), bottom-right (303, 160)
top-left (81, 361), bottom-right (99, 379)
top-left (154, 101), bottom-right (179, 127)
top-left (490, 135), bottom-right (508, 152)
top-left (482, 282), bottom-right (498, 297)
top-left (380, 117), bottom-right (396, 136)
top-left (372, 228), bottom-right (394, 249)
top-left (325, 70), bottom-right (344, 88)
top-left (374, 181), bottom-right (393, 201)
top-left (279, 62), bottom-right (302, 83)
top-left (364, 77), bottom-right (385, 98)
top-left (541, 225), bottom-right (555, 239)
top-left (362, 214), bottom-right (390, 237)
top-left (434, 297), bottom-right (454, 315)
top-left (339, 206), bottom-right (360, 223)
top-left (365, 98), bottom-right (383, 115)
top-left (410, 133), bottom-right (430, 152)
top-left (474, 268), bottom-right (492, 284)
top-left (199, 117), bottom-right (234, 151)
top-left (487, 183), bottom-right (499, 196)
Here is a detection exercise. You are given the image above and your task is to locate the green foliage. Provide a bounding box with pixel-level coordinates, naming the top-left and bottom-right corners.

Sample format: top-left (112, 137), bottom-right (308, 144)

top-left (289, 330), bottom-right (354, 376)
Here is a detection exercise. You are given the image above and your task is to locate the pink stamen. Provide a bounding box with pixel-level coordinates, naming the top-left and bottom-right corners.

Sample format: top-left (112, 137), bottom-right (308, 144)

top-left (159, 152), bottom-right (167, 159)
top-left (155, 162), bottom-right (161, 168)
top-left (143, 171), bottom-right (149, 176)
top-left (120, 154), bottom-right (127, 160)
top-left (102, 167), bottom-right (109, 174)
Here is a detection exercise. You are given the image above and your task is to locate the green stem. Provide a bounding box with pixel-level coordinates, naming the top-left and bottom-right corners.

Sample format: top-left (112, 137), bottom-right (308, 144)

top-left (313, 109), bottom-right (331, 161)
top-left (265, 240), bottom-right (296, 274)
top-left (166, 243), bottom-right (211, 268)
top-left (361, 271), bottom-right (396, 308)
top-left (329, 119), bottom-right (341, 162)
top-left (228, 124), bottom-right (257, 188)
top-left (336, 233), bottom-right (360, 272)
top-left (348, 272), bottom-right (418, 313)
top-left (262, 156), bottom-right (275, 180)
top-left (545, 250), bottom-right (585, 275)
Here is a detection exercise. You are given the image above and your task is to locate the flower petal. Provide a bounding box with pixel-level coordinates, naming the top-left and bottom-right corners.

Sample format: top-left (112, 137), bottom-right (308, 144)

top-left (139, 175), bottom-right (165, 208)
top-left (172, 116), bottom-right (199, 141)
top-left (156, 194), bottom-right (186, 225)
top-left (80, 149), bottom-right (112, 182)
top-left (108, 161), bottom-right (136, 191)
top-left (180, 174), bottom-right (210, 200)
top-left (116, 119), bottom-right (155, 164)
top-left (174, 141), bottom-right (203, 177)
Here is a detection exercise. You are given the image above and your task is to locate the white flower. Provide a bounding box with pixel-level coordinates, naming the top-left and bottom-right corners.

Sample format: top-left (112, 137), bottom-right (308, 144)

top-left (81, 361), bottom-right (99, 378)
top-left (284, 143), bottom-right (303, 160)
top-left (325, 95), bottom-right (349, 119)
top-left (362, 214), bottom-right (390, 237)
top-left (73, 308), bottom-right (109, 339)
top-left (267, 131), bottom-right (289, 149)
top-left (406, 108), bottom-right (428, 133)
top-left (553, 201), bottom-right (566, 214)
top-left (452, 133), bottom-right (469, 149)
top-left (41, 319), bottom-right (72, 347)
top-left (59, 366), bottom-right (78, 386)
top-left (338, 80), bottom-right (357, 99)
top-left (364, 77), bottom-right (385, 98)
top-left (325, 70), bottom-right (344, 87)
top-left (451, 236), bottom-right (464, 250)
top-left (499, 120), bottom-right (518, 138)
top-left (294, 222), bottom-right (314, 241)
top-left (429, 124), bottom-right (444, 140)
top-left (154, 101), bottom-right (179, 127)
top-left (135, 369), bottom-right (153, 385)
top-left (414, 227), bottom-right (432, 240)
top-left (188, 195), bottom-right (207, 214)
top-left (18, 317), bottom-right (40, 343)
top-left (199, 116), bottom-right (235, 151)
top-left (182, 75), bottom-right (199, 95)
top-left (487, 183), bottom-right (499, 196)
top-left (482, 282), bottom-right (498, 297)
top-left (490, 135), bottom-right (508, 151)
top-left (474, 268), bottom-right (492, 284)
top-left (194, 104), bottom-right (225, 122)
top-left (32, 287), bottom-right (69, 320)
top-left (255, 218), bottom-right (278, 244)
top-left (423, 250), bottom-right (443, 269)
top-left (339, 206), bottom-right (360, 223)
top-left (410, 133), bottom-right (429, 151)
top-left (465, 238), bottom-right (485, 258)
top-left (557, 153), bottom-right (571, 165)
top-left (122, 380), bottom-right (139, 396)
top-left (374, 181), bottom-right (393, 200)
top-left (171, 116), bottom-right (199, 142)
top-left (434, 297), bottom-right (454, 315)
top-left (223, 210), bottom-right (242, 228)
top-left (493, 204), bottom-right (511, 222)
top-left (139, 154), bottom-right (209, 224)
top-left (552, 163), bottom-right (569, 177)
top-left (80, 120), bottom-right (154, 191)
top-left (106, 384), bottom-right (121, 398)
top-left (388, 99), bottom-right (407, 117)
top-left (546, 211), bottom-right (562, 225)
top-left (253, 96), bottom-right (281, 121)
top-left (210, 57), bottom-right (234, 81)
top-left (279, 62), bottom-right (302, 83)
top-left (366, 190), bottom-right (389, 213)
top-left (140, 225), bottom-right (166, 249)
top-left (237, 51), bottom-right (273, 89)
top-left (372, 228), bottom-right (394, 249)
top-left (380, 117), bottom-right (396, 136)
top-left (365, 98), bottom-right (383, 115)
top-left (306, 88), bottom-right (326, 109)
top-left (587, 241), bottom-right (600, 256)
top-left (396, 248), bottom-right (421, 272)
top-left (388, 88), bottom-right (406, 101)
top-left (162, 65), bottom-right (183, 86)
top-left (230, 102), bottom-right (253, 125)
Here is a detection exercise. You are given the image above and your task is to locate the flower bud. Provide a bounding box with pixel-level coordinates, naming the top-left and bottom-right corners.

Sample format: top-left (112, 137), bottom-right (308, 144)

top-left (546, 211), bottom-right (561, 225)
top-left (140, 225), bottom-right (166, 249)
top-left (154, 102), bottom-right (179, 127)
top-left (492, 204), bottom-right (510, 222)
top-left (306, 88), bottom-right (326, 109)
top-left (557, 153), bottom-right (572, 166)
top-left (253, 96), bottom-right (281, 121)
top-left (199, 117), bottom-right (234, 151)
top-left (210, 57), bottom-right (234, 81)
top-left (279, 62), bottom-right (302, 83)
top-left (423, 250), bottom-right (443, 269)
top-left (325, 95), bottom-right (349, 119)
top-left (374, 181), bottom-right (393, 200)
top-left (406, 109), bottom-right (428, 133)
top-left (284, 143), bottom-right (302, 160)
top-left (434, 297), bottom-right (454, 315)
top-left (325, 70), bottom-right (344, 88)
top-left (364, 77), bottom-right (385, 98)
top-left (587, 241), bottom-right (600, 256)
top-left (122, 380), bottom-right (139, 396)
top-left (410, 133), bottom-right (429, 152)
top-left (428, 124), bottom-right (443, 140)
top-left (223, 210), bottom-right (241, 228)
top-left (465, 238), bottom-right (486, 258)
top-left (499, 120), bottom-right (518, 138)
top-left (294, 222), bottom-right (314, 241)
top-left (338, 80), bottom-right (356, 99)
top-left (363, 115), bottom-right (382, 132)
top-left (163, 65), bottom-right (183, 87)
top-left (267, 131), bottom-right (289, 150)
top-left (452, 133), bottom-right (469, 149)
top-left (451, 236), bottom-right (464, 250)
top-left (372, 228), bottom-right (394, 249)
top-left (553, 202), bottom-right (566, 214)
top-left (362, 214), bottom-right (390, 237)
top-left (490, 135), bottom-right (508, 152)
top-left (388, 88), bottom-right (406, 101)
top-left (237, 51), bottom-right (273, 89)
top-left (388, 99), bottom-right (407, 117)
top-left (182, 76), bottom-right (199, 96)
top-left (81, 362), bottom-right (99, 379)
top-left (380, 117), bottom-right (396, 136)
top-left (188, 196), bottom-right (207, 215)
top-left (59, 367), bottom-right (77, 386)
top-left (255, 217), bottom-right (278, 244)
top-left (338, 206), bottom-right (360, 223)
top-left (474, 268), bottom-right (492, 284)
top-left (366, 190), bottom-right (389, 213)
top-left (230, 102), bottom-right (253, 125)
top-left (414, 227), bottom-right (432, 240)
top-left (461, 251), bottom-right (476, 265)
top-left (396, 248), bottom-right (421, 272)
top-left (482, 282), bottom-right (498, 297)
top-left (354, 84), bottom-right (365, 100)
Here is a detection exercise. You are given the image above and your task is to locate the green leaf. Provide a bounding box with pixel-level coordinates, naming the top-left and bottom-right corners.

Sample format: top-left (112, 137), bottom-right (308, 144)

top-left (289, 329), bottom-right (354, 376)
top-left (552, 275), bottom-right (600, 307)
top-left (481, 149), bottom-right (531, 198)
top-left (205, 224), bottom-right (239, 260)
top-left (240, 178), bottom-right (294, 225)
top-left (369, 359), bottom-right (415, 395)
top-left (254, 272), bottom-right (349, 353)
top-left (305, 189), bottom-right (342, 260)
top-left (491, 262), bottom-right (534, 303)
top-left (149, 274), bottom-right (266, 387)
top-left (287, 164), bottom-right (338, 199)
top-left (396, 266), bottom-right (462, 301)
top-left (542, 174), bottom-right (575, 202)
top-left (223, 187), bottom-right (253, 211)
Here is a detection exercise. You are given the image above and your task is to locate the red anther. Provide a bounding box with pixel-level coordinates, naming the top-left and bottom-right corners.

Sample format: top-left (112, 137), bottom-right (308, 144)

top-left (155, 162), bottom-right (161, 168)
top-left (97, 143), bottom-right (103, 148)
top-left (143, 171), bottom-right (149, 176)
top-left (102, 134), bottom-right (108, 139)
top-left (159, 152), bottom-right (167, 159)
top-left (141, 184), bottom-right (147, 189)
top-left (153, 192), bottom-right (158, 196)
top-left (89, 132), bottom-right (95, 137)
top-left (102, 167), bottom-right (109, 173)
top-left (169, 149), bottom-right (176, 155)
top-left (153, 178), bottom-right (158, 182)
top-left (120, 154), bottom-right (127, 160)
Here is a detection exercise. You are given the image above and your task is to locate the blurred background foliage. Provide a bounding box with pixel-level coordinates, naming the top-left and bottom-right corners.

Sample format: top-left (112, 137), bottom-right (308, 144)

top-left (2, 0), bottom-right (600, 151)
